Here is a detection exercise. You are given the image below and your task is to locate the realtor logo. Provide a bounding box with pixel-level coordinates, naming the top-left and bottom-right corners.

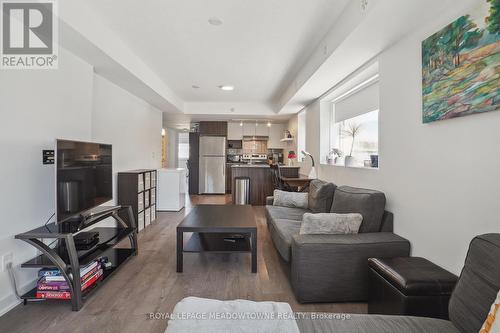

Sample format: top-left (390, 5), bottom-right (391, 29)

top-left (1, 0), bottom-right (58, 69)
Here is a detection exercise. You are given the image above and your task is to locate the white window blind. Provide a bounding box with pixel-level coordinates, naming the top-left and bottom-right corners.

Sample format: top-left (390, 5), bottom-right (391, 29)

top-left (334, 81), bottom-right (379, 123)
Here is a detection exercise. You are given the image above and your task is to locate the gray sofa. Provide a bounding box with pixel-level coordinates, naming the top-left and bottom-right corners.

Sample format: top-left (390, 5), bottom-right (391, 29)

top-left (265, 180), bottom-right (411, 303)
top-left (295, 234), bottom-right (500, 333)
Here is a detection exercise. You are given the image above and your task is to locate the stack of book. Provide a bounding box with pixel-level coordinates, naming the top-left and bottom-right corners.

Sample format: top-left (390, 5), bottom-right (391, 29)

top-left (36, 261), bottom-right (103, 299)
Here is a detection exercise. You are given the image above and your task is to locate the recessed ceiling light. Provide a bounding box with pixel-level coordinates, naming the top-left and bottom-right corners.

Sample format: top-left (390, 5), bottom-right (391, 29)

top-left (267, 122), bottom-right (272, 127)
top-left (230, 108), bottom-right (235, 112)
top-left (239, 121), bottom-right (243, 127)
top-left (192, 85), bottom-right (200, 89)
top-left (219, 85), bottom-right (234, 91)
top-left (208, 17), bottom-right (223, 26)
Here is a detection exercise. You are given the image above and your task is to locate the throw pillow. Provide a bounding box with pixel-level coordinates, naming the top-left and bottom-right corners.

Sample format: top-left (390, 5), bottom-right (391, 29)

top-left (273, 190), bottom-right (309, 209)
top-left (299, 212), bottom-right (363, 235)
top-left (308, 180), bottom-right (336, 213)
top-left (330, 186), bottom-right (386, 233)
top-left (480, 290), bottom-right (500, 333)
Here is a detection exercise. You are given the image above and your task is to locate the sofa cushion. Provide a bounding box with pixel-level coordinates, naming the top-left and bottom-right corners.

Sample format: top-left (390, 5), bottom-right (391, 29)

top-left (308, 180), bottom-right (336, 213)
top-left (265, 205), bottom-right (310, 222)
top-left (166, 297), bottom-right (300, 333)
top-left (449, 234), bottom-right (500, 333)
top-left (330, 186), bottom-right (386, 233)
top-left (480, 290), bottom-right (500, 333)
top-left (296, 314), bottom-right (459, 333)
top-left (268, 219), bottom-right (302, 262)
top-left (273, 190), bottom-right (309, 209)
top-left (300, 213), bottom-right (362, 235)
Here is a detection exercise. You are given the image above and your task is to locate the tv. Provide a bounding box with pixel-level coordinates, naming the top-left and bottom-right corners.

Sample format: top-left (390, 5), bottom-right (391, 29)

top-left (56, 139), bottom-right (112, 223)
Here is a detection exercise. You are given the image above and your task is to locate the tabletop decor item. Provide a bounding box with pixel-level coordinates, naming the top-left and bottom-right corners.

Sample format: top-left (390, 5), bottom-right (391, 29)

top-left (287, 150), bottom-right (297, 166)
top-left (301, 150), bottom-right (317, 179)
top-left (341, 122), bottom-right (362, 167)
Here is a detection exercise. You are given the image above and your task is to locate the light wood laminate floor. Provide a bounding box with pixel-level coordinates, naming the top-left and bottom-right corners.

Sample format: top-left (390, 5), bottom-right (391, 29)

top-left (0, 195), bottom-right (366, 333)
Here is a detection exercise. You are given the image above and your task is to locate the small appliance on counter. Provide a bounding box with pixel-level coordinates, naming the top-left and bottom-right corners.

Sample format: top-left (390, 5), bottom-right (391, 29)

top-left (227, 154), bottom-right (241, 162)
top-left (268, 149), bottom-right (284, 165)
top-left (227, 148), bottom-right (242, 162)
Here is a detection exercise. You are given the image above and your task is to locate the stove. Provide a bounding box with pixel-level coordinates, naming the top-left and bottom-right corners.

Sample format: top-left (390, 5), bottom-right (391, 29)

top-left (242, 154), bottom-right (268, 164)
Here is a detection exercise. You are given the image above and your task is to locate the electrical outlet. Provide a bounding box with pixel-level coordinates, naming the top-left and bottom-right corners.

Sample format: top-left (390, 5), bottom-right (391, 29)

top-left (1, 252), bottom-right (13, 272)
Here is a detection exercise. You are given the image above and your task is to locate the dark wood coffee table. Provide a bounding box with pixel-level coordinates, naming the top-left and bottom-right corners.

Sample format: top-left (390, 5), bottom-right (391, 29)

top-left (176, 205), bottom-right (257, 273)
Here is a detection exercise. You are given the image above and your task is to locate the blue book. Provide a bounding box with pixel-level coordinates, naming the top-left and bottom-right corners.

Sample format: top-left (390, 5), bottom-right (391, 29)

top-left (38, 268), bottom-right (61, 278)
top-left (38, 261), bottom-right (100, 278)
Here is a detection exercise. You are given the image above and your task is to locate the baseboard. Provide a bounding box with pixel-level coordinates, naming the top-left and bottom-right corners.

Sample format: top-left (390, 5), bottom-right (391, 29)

top-left (0, 278), bottom-right (37, 317)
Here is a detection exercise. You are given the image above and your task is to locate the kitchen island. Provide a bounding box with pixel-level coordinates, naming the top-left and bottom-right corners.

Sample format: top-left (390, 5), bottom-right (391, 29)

top-left (231, 164), bottom-right (274, 205)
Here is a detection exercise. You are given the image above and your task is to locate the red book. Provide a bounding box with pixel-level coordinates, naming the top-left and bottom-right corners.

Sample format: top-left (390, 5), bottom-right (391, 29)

top-left (81, 266), bottom-right (100, 282)
top-left (36, 291), bottom-right (71, 299)
top-left (37, 283), bottom-right (70, 291)
top-left (36, 270), bottom-right (103, 299)
top-left (81, 269), bottom-right (103, 291)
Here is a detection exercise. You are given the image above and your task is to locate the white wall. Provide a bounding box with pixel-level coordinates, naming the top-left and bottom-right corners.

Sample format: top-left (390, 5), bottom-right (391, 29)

top-left (0, 49), bottom-right (162, 316)
top-left (0, 48), bottom-right (94, 315)
top-left (305, 5), bottom-right (500, 274)
top-left (91, 74), bottom-right (162, 203)
top-left (165, 128), bottom-right (179, 169)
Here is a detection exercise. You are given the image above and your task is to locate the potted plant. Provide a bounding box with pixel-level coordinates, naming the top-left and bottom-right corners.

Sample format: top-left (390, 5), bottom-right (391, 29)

top-left (327, 148), bottom-right (342, 165)
top-left (341, 122), bottom-right (362, 167)
top-left (287, 150), bottom-right (297, 166)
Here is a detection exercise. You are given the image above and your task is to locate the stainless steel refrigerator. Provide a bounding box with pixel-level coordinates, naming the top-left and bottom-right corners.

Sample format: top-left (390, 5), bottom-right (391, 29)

top-left (199, 136), bottom-right (226, 194)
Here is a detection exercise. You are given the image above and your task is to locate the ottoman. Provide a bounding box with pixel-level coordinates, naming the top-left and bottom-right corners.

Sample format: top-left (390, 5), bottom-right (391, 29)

top-left (368, 257), bottom-right (458, 320)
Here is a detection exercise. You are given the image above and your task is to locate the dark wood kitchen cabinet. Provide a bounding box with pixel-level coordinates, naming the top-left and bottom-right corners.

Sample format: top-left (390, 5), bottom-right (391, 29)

top-left (231, 166), bottom-right (274, 205)
top-left (199, 121), bottom-right (228, 136)
top-left (226, 164), bottom-right (232, 194)
top-left (188, 132), bottom-right (200, 194)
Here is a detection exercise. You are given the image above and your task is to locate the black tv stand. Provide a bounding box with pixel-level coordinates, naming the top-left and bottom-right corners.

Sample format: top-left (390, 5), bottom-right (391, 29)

top-left (61, 206), bottom-right (128, 233)
top-left (15, 205), bottom-right (138, 311)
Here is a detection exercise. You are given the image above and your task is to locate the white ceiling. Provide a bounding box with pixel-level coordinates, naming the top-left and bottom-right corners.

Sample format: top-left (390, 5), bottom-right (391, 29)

top-left (83, 0), bottom-right (349, 104)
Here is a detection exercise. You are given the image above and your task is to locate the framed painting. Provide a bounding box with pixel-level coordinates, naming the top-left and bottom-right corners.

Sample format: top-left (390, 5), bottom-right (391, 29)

top-left (422, 0), bottom-right (499, 123)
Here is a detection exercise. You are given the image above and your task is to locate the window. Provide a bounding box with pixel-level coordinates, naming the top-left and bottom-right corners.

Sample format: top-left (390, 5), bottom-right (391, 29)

top-left (177, 132), bottom-right (189, 168)
top-left (329, 110), bottom-right (379, 168)
top-left (327, 78), bottom-right (379, 169)
top-left (297, 110), bottom-right (306, 162)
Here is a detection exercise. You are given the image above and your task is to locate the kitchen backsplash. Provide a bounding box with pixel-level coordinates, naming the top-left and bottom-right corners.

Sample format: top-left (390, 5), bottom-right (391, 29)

top-left (242, 140), bottom-right (267, 154)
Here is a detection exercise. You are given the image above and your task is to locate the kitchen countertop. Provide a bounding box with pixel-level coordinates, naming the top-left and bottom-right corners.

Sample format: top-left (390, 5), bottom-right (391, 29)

top-left (230, 164), bottom-right (301, 168)
top-left (158, 168), bottom-right (186, 173)
top-left (231, 164), bottom-right (270, 168)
